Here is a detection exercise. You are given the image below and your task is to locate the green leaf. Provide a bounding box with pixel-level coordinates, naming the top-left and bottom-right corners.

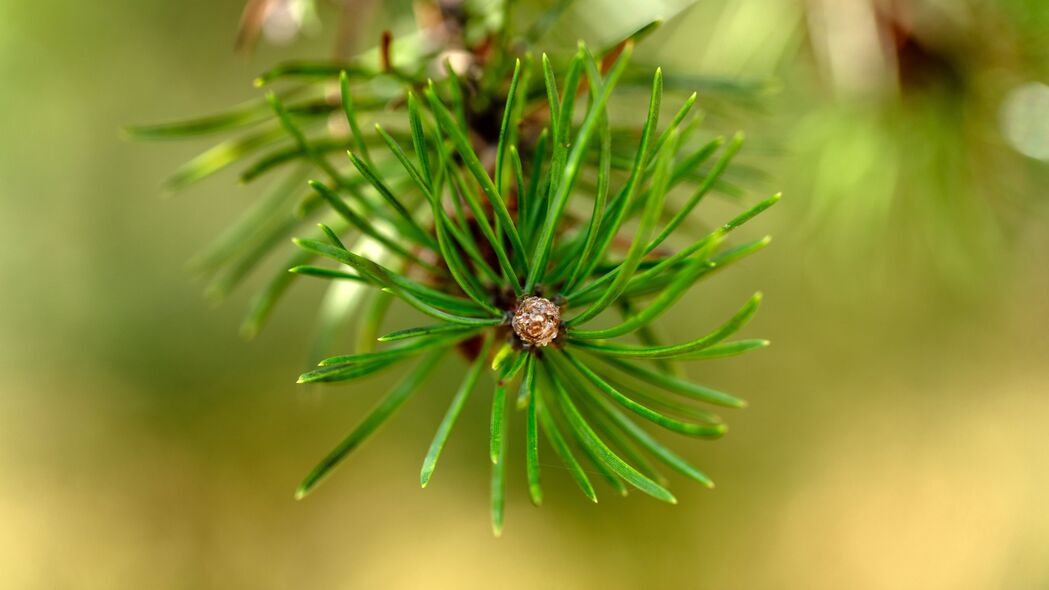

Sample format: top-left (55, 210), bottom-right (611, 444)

top-left (288, 265), bottom-right (364, 282)
top-left (491, 343), bottom-right (514, 372)
top-left (614, 131), bottom-right (724, 219)
top-left (561, 96), bottom-right (612, 292)
top-left (491, 370), bottom-right (512, 534)
top-left (295, 349), bottom-right (445, 499)
top-left (406, 92), bottom-right (433, 188)
top-left (646, 132), bottom-right (745, 253)
top-left (427, 127), bottom-right (521, 292)
top-left (339, 70), bottom-right (372, 166)
top-left (526, 43), bottom-right (634, 293)
top-left (495, 59), bottom-right (523, 196)
top-left (317, 223), bottom-right (347, 249)
top-left (540, 54), bottom-right (561, 141)
top-left (591, 355), bottom-right (747, 408)
top-left (356, 290), bottom-right (393, 354)
top-left (491, 405), bottom-right (508, 537)
top-left (509, 53), bottom-right (533, 149)
top-left (268, 93), bottom-right (347, 190)
top-left (674, 339), bottom-right (770, 360)
top-left (540, 367), bottom-right (627, 496)
top-left (535, 386), bottom-right (597, 502)
top-left (585, 405), bottom-right (668, 486)
top-left (308, 180), bottom-right (439, 273)
top-left (552, 56), bottom-right (657, 293)
top-left (668, 134), bottom-right (721, 187)
top-left (546, 363), bottom-right (676, 503)
top-left (125, 86), bottom-right (311, 139)
top-left (442, 58), bottom-right (469, 132)
top-left (240, 218), bottom-right (344, 340)
top-left (554, 47), bottom-right (586, 146)
top-left (526, 389), bottom-right (542, 506)
top-left (308, 260), bottom-right (380, 364)
top-left (522, 125), bottom-right (549, 229)
top-left (237, 136), bottom-right (358, 184)
top-left (568, 424), bottom-right (630, 497)
top-left (566, 121), bottom-right (675, 327)
top-left (369, 127), bottom-right (486, 275)
top-left (425, 83), bottom-right (527, 277)
top-left (555, 350), bottom-right (726, 438)
top-left (420, 335), bottom-right (493, 487)
top-left (509, 145), bottom-right (528, 231)
top-left (619, 300), bottom-right (680, 377)
top-left (569, 293), bottom-right (762, 360)
top-left (378, 324), bottom-right (481, 343)
top-left (254, 61), bottom-right (377, 86)
top-left (545, 48), bottom-right (614, 289)
top-left (297, 357), bottom-right (402, 384)
top-left (623, 233), bottom-right (773, 298)
top-left (437, 195), bottom-right (502, 287)
top-left (585, 389), bottom-right (716, 488)
top-left (318, 332), bottom-right (472, 367)
top-left (426, 178), bottom-right (504, 315)
top-left (490, 383), bottom-right (508, 465)
top-left (536, 52), bottom-right (582, 274)
top-left (722, 193), bottom-right (782, 233)
top-left (293, 238), bottom-right (500, 323)
top-left (649, 92), bottom-right (697, 158)
top-left (498, 350), bottom-right (530, 385)
top-left (516, 353), bottom-right (537, 410)
top-left (601, 372), bottom-right (724, 424)
top-left (523, 127), bottom-right (550, 248)
top-left (373, 124), bottom-right (429, 194)
top-left (346, 151), bottom-right (436, 249)
top-left (568, 193), bottom-right (778, 305)
top-left (569, 237), bottom-right (720, 340)
top-left (165, 126), bottom-right (286, 191)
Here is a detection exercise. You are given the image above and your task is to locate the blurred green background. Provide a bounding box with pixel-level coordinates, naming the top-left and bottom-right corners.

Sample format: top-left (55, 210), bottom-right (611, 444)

top-left (2, 0), bottom-right (1048, 587)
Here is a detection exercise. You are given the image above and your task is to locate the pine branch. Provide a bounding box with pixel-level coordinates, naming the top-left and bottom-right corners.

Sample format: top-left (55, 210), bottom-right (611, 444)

top-left (131, 2), bottom-right (779, 535)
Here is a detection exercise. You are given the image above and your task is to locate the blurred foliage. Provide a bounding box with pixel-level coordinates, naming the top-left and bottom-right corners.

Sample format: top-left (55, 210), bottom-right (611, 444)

top-left (653, 0), bottom-right (1049, 284)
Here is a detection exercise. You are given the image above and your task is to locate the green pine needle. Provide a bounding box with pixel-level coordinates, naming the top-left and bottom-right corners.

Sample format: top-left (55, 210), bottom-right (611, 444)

top-left (296, 349), bottom-right (445, 499)
top-left (421, 335), bottom-right (493, 487)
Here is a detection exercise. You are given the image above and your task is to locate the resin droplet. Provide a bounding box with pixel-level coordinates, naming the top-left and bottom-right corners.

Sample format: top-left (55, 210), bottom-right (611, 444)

top-left (511, 296), bottom-right (561, 347)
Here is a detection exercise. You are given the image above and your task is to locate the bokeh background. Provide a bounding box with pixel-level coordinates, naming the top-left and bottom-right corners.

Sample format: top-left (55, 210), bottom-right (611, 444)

top-left (2, 0), bottom-right (1048, 588)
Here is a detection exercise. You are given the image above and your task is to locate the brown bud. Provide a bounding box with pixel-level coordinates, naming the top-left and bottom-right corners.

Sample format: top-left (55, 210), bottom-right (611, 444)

top-left (511, 296), bottom-right (561, 347)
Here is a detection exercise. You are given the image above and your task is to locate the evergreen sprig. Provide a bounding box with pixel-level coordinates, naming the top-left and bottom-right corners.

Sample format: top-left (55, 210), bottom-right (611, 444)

top-left (130, 3), bottom-right (777, 535)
